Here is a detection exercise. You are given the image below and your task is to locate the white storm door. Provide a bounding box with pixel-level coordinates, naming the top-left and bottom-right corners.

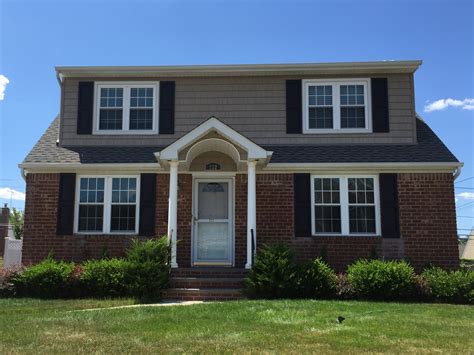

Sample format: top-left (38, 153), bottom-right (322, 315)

top-left (193, 179), bottom-right (233, 265)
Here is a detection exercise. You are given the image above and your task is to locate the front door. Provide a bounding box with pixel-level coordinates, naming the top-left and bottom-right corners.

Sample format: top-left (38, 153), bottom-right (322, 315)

top-left (193, 178), bottom-right (233, 266)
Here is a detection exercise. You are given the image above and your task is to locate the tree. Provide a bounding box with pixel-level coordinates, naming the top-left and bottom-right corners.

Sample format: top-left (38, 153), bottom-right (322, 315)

top-left (9, 208), bottom-right (24, 240)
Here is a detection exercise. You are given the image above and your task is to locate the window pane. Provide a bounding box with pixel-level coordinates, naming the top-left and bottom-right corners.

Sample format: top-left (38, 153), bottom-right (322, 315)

top-left (130, 87), bottom-right (154, 107)
top-left (341, 107), bottom-right (365, 128)
top-left (309, 107), bottom-right (333, 129)
top-left (314, 177), bottom-right (341, 234)
top-left (110, 205), bottom-right (136, 232)
top-left (315, 206), bottom-right (341, 233)
top-left (348, 177), bottom-right (376, 234)
top-left (308, 85), bottom-right (332, 108)
top-left (99, 87), bottom-right (123, 108)
top-left (78, 205), bottom-right (103, 232)
top-left (130, 109), bottom-right (153, 130)
top-left (79, 178), bottom-right (105, 203)
top-left (99, 109), bottom-right (123, 130)
top-left (112, 178), bottom-right (137, 204)
top-left (349, 206), bottom-right (376, 233)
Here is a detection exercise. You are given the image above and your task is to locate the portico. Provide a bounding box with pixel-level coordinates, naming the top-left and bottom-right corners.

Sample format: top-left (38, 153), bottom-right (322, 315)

top-left (156, 117), bottom-right (273, 269)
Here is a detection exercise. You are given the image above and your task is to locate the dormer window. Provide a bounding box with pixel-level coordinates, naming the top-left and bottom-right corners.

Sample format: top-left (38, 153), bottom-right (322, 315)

top-left (94, 82), bottom-right (159, 134)
top-left (303, 79), bottom-right (372, 134)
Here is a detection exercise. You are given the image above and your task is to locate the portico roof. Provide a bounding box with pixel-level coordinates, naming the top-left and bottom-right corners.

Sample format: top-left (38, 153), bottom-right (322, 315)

top-left (155, 117), bottom-right (273, 167)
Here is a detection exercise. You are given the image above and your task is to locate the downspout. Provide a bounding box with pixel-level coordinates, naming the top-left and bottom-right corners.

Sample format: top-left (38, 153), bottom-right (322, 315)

top-left (453, 165), bottom-right (462, 180)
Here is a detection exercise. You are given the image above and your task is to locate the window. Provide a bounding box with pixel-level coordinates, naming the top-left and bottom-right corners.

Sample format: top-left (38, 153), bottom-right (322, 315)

top-left (75, 176), bottom-right (140, 234)
top-left (303, 79), bottom-right (371, 133)
top-left (94, 83), bottom-right (158, 134)
top-left (311, 175), bottom-right (380, 236)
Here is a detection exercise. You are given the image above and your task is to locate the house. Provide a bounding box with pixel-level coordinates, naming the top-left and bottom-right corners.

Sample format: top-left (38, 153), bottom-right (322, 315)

top-left (20, 61), bottom-right (461, 299)
top-left (461, 228), bottom-right (474, 260)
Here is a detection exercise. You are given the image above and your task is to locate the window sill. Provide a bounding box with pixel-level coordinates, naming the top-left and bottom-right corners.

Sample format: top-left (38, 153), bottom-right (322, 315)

top-left (311, 234), bottom-right (381, 238)
top-left (92, 130), bottom-right (159, 135)
top-left (302, 129), bottom-right (372, 134)
top-left (74, 232), bottom-right (138, 236)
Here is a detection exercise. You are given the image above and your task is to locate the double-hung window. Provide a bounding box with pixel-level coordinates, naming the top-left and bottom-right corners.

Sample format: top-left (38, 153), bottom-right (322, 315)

top-left (95, 82), bottom-right (159, 134)
top-left (75, 175), bottom-right (140, 234)
top-left (303, 79), bottom-right (371, 133)
top-left (311, 175), bottom-right (380, 236)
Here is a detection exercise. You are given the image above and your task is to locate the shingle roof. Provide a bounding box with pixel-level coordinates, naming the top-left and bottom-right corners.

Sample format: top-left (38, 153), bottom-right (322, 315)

top-left (22, 116), bottom-right (459, 166)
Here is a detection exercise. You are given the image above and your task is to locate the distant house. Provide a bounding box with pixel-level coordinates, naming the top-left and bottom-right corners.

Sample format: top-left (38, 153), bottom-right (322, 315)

top-left (461, 228), bottom-right (474, 260)
top-left (19, 61), bottom-right (462, 299)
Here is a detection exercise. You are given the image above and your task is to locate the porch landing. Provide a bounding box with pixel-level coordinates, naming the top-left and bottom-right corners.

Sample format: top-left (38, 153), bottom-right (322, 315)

top-left (162, 268), bottom-right (248, 301)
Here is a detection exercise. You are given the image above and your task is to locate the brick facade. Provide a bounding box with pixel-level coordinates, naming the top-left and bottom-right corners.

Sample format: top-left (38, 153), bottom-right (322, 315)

top-left (22, 172), bottom-right (459, 271)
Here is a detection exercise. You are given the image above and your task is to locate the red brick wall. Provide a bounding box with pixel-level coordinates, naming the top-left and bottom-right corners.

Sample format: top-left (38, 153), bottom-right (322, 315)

top-left (398, 173), bottom-right (459, 270)
top-left (23, 172), bottom-right (459, 271)
top-left (23, 173), bottom-right (168, 264)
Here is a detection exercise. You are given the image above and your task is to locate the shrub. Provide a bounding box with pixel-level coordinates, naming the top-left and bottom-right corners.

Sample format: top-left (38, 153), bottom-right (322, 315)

top-left (244, 244), bottom-right (298, 299)
top-left (0, 267), bottom-right (23, 297)
top-left (81, 258), bottom-right (130, 298)
top-left (11, 258), bottom-right (75, 298)
top-left (335, 273), bottom-right (355, 299)
top-left (347, 259), bottom-right (416, 300)
top-left (125, 237), bottom-right (170, 302)
top-left (422, 267), bottom-right (474, 304)
top-left (297, 258), bottom-right (337, 298)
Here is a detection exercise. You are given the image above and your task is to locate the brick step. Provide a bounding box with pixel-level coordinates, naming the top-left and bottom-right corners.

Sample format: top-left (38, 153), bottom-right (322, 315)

top-left (161, 288), bottom-right (244, 301)
top-left (171, 267), bottom-right (248, 279)
top-left (170, 277), bottom-right (244, 289)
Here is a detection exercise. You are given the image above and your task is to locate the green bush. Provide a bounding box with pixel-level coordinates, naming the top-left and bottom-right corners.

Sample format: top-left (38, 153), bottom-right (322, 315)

top-left (12, 258), bottom-right (75, 298)
top-left (125, 237), bottom-right (171, 302)
top-left (422, 267), bottom-right (474, 304)
top-left (81, 258), bottom-right (130, 298)
top-left (244, 244), bottom-right (298, 299)
top-left (297, 258), bottom-right (337, 298)
top-left (347, 259), bottom-right (416, 300)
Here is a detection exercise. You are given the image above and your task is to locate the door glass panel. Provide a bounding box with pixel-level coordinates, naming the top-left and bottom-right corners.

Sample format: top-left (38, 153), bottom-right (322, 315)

top-left (198, 182), bottom-right (228, 220)
top-left (197, 222), bottom-right (229, 260)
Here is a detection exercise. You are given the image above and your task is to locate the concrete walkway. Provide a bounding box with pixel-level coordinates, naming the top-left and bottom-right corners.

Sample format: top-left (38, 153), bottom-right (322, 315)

top-left (76, 300), bottom-right (205, 312)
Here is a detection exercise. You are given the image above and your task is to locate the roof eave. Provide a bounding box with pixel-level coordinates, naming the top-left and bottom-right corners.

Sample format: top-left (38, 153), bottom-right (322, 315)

top-left (55, 60), bottom-right (423, 80)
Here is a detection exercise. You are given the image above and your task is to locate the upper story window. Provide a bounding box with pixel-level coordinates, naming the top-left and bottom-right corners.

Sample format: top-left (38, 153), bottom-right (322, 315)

top-left (303, 79), bottom-right (371, 134)
top-left (94, 82), bottom-right (159, 134)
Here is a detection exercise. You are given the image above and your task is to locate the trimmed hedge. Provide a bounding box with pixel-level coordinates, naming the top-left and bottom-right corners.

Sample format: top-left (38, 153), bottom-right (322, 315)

top-left (81, 258), bottom-right (130, 298)
top-left (347, 259), bottom-right (416, 300)
top-left (297, 258), bottom-right (337, 299)
top-left (11, 258), bottom-right (75, 299)
top-left (422, 267), bottom-right (474, 304)
top-left (244, 244), bottom-right (298, 299)
top-left (1, 237), bottom-right (170, 300)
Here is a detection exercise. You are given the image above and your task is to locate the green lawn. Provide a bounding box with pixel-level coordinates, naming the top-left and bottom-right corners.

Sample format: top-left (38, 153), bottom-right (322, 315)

top-left (0, 298), bottom-right (472, 354)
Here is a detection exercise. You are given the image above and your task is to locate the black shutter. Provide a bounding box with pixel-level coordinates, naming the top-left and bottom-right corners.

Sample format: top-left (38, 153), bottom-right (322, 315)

top-left (379, 173), bottom-right (400, 238)
top-left (294, 173), bottom-right (311, 237)
top-left (286, 80), bottom-right (303, 134)
top-left (77, 82), bottom-right (94, 134)
top-left (139, 173), bottom-right (157, 236)
top-left (371, 78), bottom-right (389, 132)
top-left (57, 173), bottom-right (76, 235)
top-left (159, 81), bottom-right (175, 134)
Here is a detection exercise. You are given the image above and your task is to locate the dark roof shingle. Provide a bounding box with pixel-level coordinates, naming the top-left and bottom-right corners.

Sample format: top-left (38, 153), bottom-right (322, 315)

top-left (22, 116), bottom-right (459, 165)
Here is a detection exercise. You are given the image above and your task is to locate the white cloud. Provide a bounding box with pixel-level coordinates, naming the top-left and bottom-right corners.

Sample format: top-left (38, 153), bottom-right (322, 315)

top-left (0, 188), bottom-right (25, 201)
top-left (457, 192), bottom-right (474, 200)
top-left (0, 75), bottom-right (9, 100)
top-left (424, 98), bottom-right (474, 112)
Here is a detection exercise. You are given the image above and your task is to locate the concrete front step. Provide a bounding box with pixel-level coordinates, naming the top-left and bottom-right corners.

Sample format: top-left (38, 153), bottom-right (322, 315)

top-left (162, 288), bottom-right (244, 301)
top-left (171, 267), bottom-right (248, 279)
top-left (170, 277), bottom-right (244, 289)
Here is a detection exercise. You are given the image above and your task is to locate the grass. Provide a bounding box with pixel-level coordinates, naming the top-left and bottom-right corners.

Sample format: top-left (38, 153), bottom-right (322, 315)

top-left (0, 298), bottom-right (472, 354)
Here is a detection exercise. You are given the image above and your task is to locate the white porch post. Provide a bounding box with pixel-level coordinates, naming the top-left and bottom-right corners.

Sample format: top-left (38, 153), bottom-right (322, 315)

top-left (246, 160), bottom-right (257, 269)
top-left (168, 161), bottom-right (179, 268)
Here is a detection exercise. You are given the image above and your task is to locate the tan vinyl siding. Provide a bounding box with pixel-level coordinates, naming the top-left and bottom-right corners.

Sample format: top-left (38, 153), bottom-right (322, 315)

top-left (60, 73), bottom-right (416, 146)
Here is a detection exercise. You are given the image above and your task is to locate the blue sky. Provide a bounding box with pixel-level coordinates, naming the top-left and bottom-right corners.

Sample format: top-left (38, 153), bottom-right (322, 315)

top-left (0, 0), bottom-right (472, 236)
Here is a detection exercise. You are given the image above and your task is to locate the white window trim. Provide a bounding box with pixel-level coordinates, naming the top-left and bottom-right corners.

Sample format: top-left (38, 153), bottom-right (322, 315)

top-left (74, 174), bottom-right (141, 235)
top-left (302, 78), bottom-right (372, 134)
top-left (310, 174), bottom-right (381, 237)
top-left (93, 82), bottom-right (159, 135)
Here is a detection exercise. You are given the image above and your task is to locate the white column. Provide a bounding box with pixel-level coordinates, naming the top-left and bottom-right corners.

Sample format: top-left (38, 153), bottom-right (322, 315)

top-left (168, 161), bottom-right (179, 268)
top-left (246, 160), bottom-right (257, 269)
